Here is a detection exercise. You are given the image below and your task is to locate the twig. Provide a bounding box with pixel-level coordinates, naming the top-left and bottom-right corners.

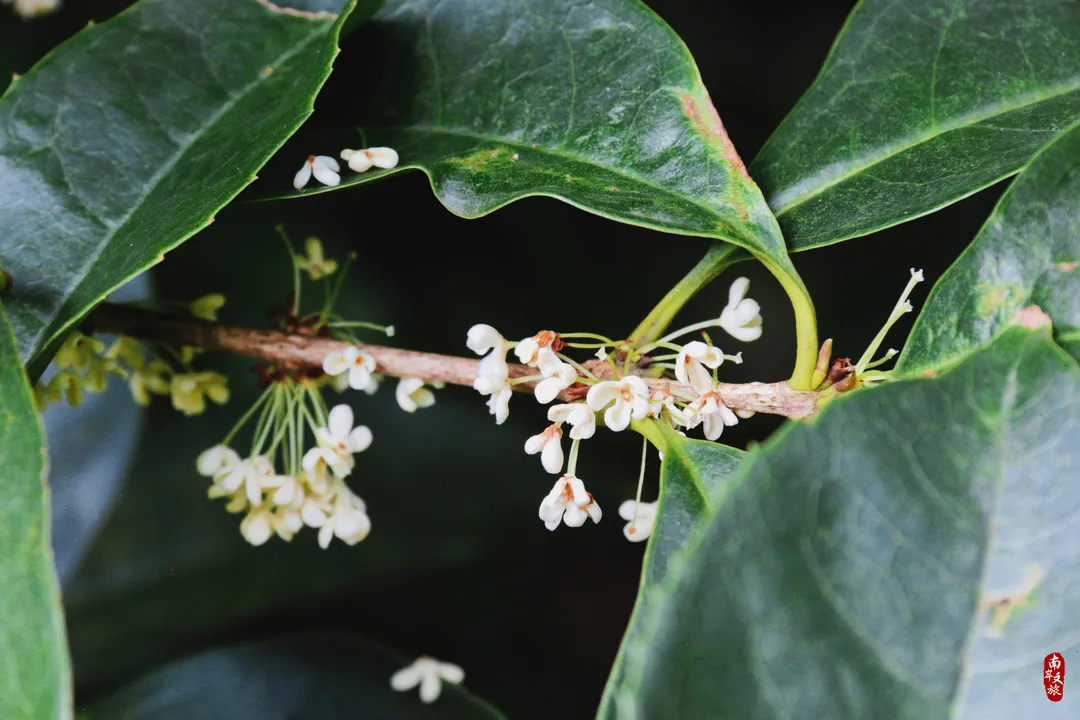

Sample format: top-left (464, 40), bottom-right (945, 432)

top-left (88, 303), bottom-right (818, 419)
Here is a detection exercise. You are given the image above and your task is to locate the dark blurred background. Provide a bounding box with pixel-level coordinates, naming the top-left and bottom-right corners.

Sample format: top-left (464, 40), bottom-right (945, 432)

top-left (2, 1), bottom-right (1004, 717)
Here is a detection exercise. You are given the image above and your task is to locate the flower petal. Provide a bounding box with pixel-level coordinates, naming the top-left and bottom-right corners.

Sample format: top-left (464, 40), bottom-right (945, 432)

top-left (727, 277), bottom-right (750, 308)
top-left (292, 160), bottom-right (312, 189)
top-left (438, 663), bottom-right (465, 684)
top-left (368, 146), bottom-right (399, 169)
top-left (314, 155), bottom-right (340, 172)
top-left (347, 150), bottom-right (374, 172)
top-left (540, 436), bottom-right (564, 474)
top-left (605, 402), bottom-right (632, 432)
top-left (390, 662), bottom-right (424, 691)
top-left (347, 425), bottom-right (373, 453)
top-left (586, 381), bottom-right (619, 411)
top-left (311, 162), bottom-right (340, 187)
top-left (466, 324), bottom-right (503, 355)
top-left (322, 351), bottom-right (350, 376)
top-left (327, 404), bottom-right (354, 440)
top-left (419, 671), bottom-right (442, 703)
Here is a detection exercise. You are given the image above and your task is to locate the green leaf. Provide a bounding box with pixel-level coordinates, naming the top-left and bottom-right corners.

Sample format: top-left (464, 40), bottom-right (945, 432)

top-left (619, 327), bottom-right (1080, 719)
top-left (288, 0), bottom-right (799, 277)
top-left (0, 303), bottom-right (71, 720)
top-left (0, 0), bottom-right (353, 367)
top-left (598, 433), bottom-right (743, 719)
top-left (751, 0), bottom-right (1080, 250)
top-left (86, 636), bottom-right (506, 719)
top-left (900, 120), bottom-right (1080, 372)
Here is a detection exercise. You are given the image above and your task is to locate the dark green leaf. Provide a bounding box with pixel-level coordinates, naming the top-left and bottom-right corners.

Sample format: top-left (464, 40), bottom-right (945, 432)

top-left (752, 0), bottom-right (1080, 250)
top-left (598, 432), bottom-right (743, 719)
top-left (86, 636), bottom-right (506, 719)
top-left (0, 0), bottom-right (352, 367)
top-left (619, 328), bottom-right (1080, 719)
top-left (900, 120), bottom-right (1080, 372)
top-left (0, 303), bottom-right (71, 719)
top-left (287, 0), bottom-right (800, 280)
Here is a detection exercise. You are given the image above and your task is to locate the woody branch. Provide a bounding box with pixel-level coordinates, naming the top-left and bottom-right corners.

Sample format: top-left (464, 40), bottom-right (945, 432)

top-left (88, 303), bottom-right (819, 419)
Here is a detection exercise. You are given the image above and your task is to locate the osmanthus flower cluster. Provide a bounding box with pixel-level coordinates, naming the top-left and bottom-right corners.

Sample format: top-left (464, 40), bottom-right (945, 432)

top-left (32, 294), bottom-right (232, 415)
top-left (189, 231), bottom-right (443, 546)
top-left (465, 276), bottom-right (766, 540)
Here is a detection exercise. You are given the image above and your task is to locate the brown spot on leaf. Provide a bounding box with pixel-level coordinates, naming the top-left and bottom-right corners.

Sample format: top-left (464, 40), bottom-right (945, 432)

top-left (920, 369), bottom-right (937, 378)
top-left (263, 67), bottom-right (274, 76)
top-left (607, 186), bottom-right (620, 192)
top-left (1012, 305), bottom-right (1052, 330)
top-left (980, 565), bottom-right (1044, 637)
top-left (565, 174), bottom-right (574, 182)
top-left (1057, 261), bottom-right (1078, 271)
top-left (680, 91), bottom-right (750, 181)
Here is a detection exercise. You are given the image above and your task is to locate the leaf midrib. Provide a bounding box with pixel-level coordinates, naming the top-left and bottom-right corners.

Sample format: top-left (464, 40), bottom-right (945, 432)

top-left (766, 78), bottom-right (1080, 215)
top-left (25, 13), bottom-right (332, 362)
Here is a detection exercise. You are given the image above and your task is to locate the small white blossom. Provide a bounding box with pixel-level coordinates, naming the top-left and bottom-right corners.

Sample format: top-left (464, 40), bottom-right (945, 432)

top-left (676, 340), bottom-right (726, 394)
top-left (318, 489), bottom-right (371, 548)
top-left (524, 424), bottom-right (564, 474)
top-left (240, 505), bottom-right (276, 546)
top-left (547, 403), bottom-right (596, 440)
top-left (533, 360), bottom-right (577, 404)
top-left (514, 331), bottom-right (562, 375)
top-left (293, 154), bottom-right (341, 189)
top-left (618, 500), bottom-right (658, 542)
top-left (6, 0), bottom-right (60, 19)
top-left (646, 390), bottom-right (694, 428)
top-left (538, 475), bottom-right (602, 530)
top-left (586, 376), bottom-right (649, 432)
top-left (322, 346), bottom-right (377, 392)
top-left (206, 455), bottom-right (275, 507)
top-left (196, 444), bottom-right (241, 478)
top-left (341, 147), bottom-right (399, 173)
top-left (467, 324), bottom-right (513, 424)
top-left (396, 378), bottom-right (437, 412)
top-left (687, 389), bottom-right (739, 441)
top-left (390, 656), bottom-right (465, 704)
top-left (303, 404), bottom-right (372, 478)
top-left (719, 277), bottom-right (762, 342)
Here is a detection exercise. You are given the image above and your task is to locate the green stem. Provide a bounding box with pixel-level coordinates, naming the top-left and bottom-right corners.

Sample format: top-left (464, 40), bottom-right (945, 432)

top-left (627, 242), bottom-right (739, 347)
top-left (756, 254), bottom-right (818, 390)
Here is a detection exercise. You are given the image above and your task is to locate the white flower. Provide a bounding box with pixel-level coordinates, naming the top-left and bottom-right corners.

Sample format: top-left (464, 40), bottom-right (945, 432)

top-left (719, 277), bottom-right (762, 342)
top-left (303, 404), bottom-right (372, 478)
top-left (196, 445), bottom-right (241, 478)
top-left (240, 505), bottom-right (275, 546)
top-left (8, 0), bottom-right (60, 19)
top-left (468, 324), bottom-right (513, 424)
top-left (586, 376), bottom-right (649, 432)
top-left (547, 403), bottom-right (596, 440)
top-left (209, 455), bottom-right (275, 507)
top-left (533, 360), bottom-right (577, 404)
top-left (322, 346), bottom-right (377, 392)
top-left (396, 378), bottom-right (436, 412)
top-left (524, 424), bottom-right (564, 474)
top-left (341, 147), bottom-right (399, 173)
top-left (618, 500), bottom-right (658, 542)
top-left (646, 390), bottom-right (694, 428)
top-left (318, 489), bottom-right (371, 548)
top-left (514, 330), bottom-right (562, 375)
top-left (538, 475), bottom-right (602, 530)
top-left (687, 390), bottom-right (739, 441)
top-left (676, 341), bottom-right (726, 394)
top-left (390, 656), bottom-right (465, 704)
top-left (293, 154), bottom-right (341, 190)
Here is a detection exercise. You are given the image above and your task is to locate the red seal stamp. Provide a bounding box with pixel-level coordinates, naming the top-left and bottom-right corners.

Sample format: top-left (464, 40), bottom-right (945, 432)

top-left (1044, 652), bottom-right (1065, 702)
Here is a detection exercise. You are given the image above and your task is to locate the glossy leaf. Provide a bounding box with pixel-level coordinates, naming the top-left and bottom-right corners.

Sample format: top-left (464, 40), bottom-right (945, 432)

top-left (900, 120), bottom-right (1080, 372)
top-left (752, 0), bottom-right (1080, 250)
top-left (620, 328), bottom-right (1080, 718)
top-left (86, 636), bottom-right (506, 719)
top-left (0, 303), bottom-right (71, 720)
top-left (598, 433), bottom-right (744, 719)
top-left (0, 0), bottom-right (352, 367)
top-left (287, 0), bottom-right (800, 278)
